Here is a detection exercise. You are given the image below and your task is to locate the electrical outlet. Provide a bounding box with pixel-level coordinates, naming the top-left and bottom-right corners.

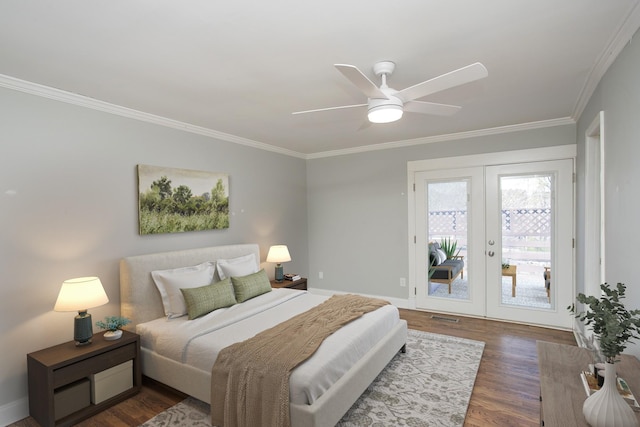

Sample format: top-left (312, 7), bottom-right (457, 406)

top-left (400, 278), bottom-right (406, 287)
top-left (319, 271), bottom-right (324, 279)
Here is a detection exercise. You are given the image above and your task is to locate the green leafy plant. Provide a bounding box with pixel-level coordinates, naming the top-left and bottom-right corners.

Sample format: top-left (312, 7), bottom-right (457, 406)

top-left (439, 237), bottom-right (461, 260)
top-left (95, 316), bottom-right (131, 332)
top-left (568, 283), bottom-right (640, 363)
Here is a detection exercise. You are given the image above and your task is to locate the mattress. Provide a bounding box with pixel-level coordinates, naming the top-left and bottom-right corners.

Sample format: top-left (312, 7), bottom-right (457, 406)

top-left (136, 288), bottom-right (400, 405)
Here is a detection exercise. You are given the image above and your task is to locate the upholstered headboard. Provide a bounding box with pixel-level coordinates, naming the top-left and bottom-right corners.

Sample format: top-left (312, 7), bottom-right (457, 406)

top-left (119, 243), bottom-right (260, 330)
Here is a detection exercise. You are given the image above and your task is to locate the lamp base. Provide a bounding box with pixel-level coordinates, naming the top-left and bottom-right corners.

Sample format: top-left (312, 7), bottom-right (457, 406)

top-left (74, 311), bottom-right (93, 346)
top-left (274, 264), bottom-right (284, 282)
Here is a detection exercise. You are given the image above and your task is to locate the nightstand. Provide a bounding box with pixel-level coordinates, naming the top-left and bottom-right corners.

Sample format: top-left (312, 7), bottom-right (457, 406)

top-left (27, 330), bottom-right (141, 427)
top-left (270, 277), bottom-right (307, 290)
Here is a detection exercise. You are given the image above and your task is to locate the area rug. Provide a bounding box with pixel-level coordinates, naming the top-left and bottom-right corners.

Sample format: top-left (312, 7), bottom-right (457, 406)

top-left (140, 329), bottom-right (485, 427)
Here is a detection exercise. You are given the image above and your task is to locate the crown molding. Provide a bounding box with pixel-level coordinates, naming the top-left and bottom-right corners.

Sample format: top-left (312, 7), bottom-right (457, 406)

top-left (0, 74), bottom-right (307, 159)
top-left (572, 1), bottom-right (640, 120)
top-left (1, 73), bottom-right (574, 161)
top-left (306, 117), bottom-right (576, 159)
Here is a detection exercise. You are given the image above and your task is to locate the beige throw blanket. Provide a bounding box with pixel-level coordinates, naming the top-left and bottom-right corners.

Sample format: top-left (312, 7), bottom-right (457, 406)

top-left (210, 294), bottom-right (389, 427)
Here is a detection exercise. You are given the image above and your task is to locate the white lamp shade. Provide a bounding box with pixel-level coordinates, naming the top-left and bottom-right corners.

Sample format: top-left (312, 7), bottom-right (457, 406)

top-left (266, 245), bottom-right (291, 263)
top-left (54, 277), bottom-right (109, 312)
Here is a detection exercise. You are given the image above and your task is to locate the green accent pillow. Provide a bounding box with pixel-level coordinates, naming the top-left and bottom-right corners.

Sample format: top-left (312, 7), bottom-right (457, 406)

top-left (180, 277), bottom-right (237, 320)
top-left (231, 269), bottom-right (272, 303)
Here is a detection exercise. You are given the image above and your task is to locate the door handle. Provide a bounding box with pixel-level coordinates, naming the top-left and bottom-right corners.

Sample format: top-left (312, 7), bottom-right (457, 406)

top-left (488, 251), bottom-right (495, 257)
top-left (488, 240), bottom-right (495, 245)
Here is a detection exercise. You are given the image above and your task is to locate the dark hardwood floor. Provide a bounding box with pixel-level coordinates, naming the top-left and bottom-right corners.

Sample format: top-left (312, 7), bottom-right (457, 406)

top-left (400, 309), bottom-right (576, 427)
top-left (12, 309), bottom-right (576, 426)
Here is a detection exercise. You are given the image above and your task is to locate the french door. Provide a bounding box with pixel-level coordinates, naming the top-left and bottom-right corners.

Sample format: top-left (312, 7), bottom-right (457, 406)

top-left (484, 160), bottom-right (573, 327)
top-left (412, 156), bottom-right (574, 329)
top-left (414, 167), bottom-right (486, 317)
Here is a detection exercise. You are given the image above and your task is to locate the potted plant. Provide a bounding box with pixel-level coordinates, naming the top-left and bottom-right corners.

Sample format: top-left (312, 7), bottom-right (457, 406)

top-left (569, 282), bottom-right (640, 427)
top-left (95, 316), bottom-right (131, 341)
top-left (439, 237), bottom-right (461, 260)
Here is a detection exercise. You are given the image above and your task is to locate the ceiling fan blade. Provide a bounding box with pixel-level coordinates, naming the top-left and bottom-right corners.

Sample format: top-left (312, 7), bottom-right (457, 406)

top-left (335, 64), bottom-right (389, 99)
top-left (404, 100), bottom-right (462, 116)
top-left (396, 62), bottom-right (488, 103)
top-left (292, 103), bottom-right (367, 115)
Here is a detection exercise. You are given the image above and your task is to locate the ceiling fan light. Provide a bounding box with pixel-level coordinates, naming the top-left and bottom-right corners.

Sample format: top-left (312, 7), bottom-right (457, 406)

top-left (368, 104), bottom-right (403, 123)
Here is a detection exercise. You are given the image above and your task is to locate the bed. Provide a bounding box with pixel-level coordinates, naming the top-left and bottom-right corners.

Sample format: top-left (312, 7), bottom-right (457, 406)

top-left (120, 243), bottom-right (407, 427)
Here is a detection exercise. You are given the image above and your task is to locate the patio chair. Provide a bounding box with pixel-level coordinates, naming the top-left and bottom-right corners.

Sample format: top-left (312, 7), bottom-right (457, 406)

top-left (429, 242), bottom-right (465, 294)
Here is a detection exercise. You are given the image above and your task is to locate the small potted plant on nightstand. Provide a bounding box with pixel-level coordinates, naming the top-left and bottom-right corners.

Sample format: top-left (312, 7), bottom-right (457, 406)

top-left (95, 316), bottom-right (131, 341)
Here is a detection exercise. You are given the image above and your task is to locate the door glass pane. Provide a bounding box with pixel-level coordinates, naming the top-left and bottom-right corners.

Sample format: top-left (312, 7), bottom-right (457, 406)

top-left (500, 174), bottom-right (552, 309)
top-left (427, 180), bottom-right (468, 300)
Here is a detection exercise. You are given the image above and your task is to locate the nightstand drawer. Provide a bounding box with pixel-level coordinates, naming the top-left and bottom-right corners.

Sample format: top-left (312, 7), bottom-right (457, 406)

top-left (53, 342), bottom-right (136, 388)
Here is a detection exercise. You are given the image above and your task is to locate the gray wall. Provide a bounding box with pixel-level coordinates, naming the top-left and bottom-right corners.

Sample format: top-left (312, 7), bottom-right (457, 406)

top-left (576, 30), bottom-right (640, 356)
top-left (306, 124), bottom-right (576, 299)
top-left (0, 87), bottom-right (308, 415)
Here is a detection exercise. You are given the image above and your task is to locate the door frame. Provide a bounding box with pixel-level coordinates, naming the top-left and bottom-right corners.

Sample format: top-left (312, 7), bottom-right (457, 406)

top-left (584, 111), bottom-right (606, 298)
top-left (407, 145), bottom-right (577, 312)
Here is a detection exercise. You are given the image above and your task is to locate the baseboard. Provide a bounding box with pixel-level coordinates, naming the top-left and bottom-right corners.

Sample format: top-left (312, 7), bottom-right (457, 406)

top-left (307, 287), bottom-right (410, 309)
top-left (0, 396), bottom-right (28, 425)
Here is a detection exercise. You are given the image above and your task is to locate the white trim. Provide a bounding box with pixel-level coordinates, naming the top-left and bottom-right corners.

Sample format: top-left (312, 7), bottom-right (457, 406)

top-left (308, 118), bottom-right (575, 159)
top-left (408, 144), bottom-right (577, 171)
top-left (1, 73), bottom-right (576, 161)
top-left (0, 397), bottom-right (28, 426)
top-left (573, 2), bottom-right (640, 120)
top-left (0, 74), bottom-right (306, 159)
top-left (584, 112), bottom-right (606, 297)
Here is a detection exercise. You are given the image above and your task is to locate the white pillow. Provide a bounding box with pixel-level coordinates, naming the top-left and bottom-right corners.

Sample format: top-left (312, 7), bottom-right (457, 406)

top-left (151, 262), bottom-right (216, 318)
top-left (436, 248), bottom-right (447, 264)
top-left (216, 253), bottom-right (258, 280)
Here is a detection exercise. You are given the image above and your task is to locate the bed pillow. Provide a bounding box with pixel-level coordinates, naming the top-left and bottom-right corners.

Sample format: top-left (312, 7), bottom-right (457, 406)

top-left (151, 261), bottom-right (216, 318)
top-left (231, 269), bottom-right (272, 303)
top-left (180, 277), bottom-right (237, 320)
top-left (216, 253), bottom-right (258, 280)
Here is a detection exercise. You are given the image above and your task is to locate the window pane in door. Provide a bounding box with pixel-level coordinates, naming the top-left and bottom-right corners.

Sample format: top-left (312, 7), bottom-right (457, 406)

top-left (500, 174), bottom-right (552, 309)
top-left (427, 180), bottom-right (468, 300)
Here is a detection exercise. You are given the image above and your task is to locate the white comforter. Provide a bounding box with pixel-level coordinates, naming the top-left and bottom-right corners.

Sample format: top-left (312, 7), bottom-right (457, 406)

top-left (136, 288), bottom-right (400, 404)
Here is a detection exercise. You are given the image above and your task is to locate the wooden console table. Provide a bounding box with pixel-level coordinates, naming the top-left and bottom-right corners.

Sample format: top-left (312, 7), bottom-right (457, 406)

top-left (537, 341), bottom-right (640, 426)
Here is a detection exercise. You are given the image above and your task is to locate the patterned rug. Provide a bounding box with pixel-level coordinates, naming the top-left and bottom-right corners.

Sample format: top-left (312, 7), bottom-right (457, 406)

top-left (140, 329), bottom-right (485, 427)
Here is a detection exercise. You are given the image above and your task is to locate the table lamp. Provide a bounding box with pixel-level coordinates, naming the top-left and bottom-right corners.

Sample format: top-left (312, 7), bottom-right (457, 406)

top-left (266, 245), bottom-right (291, 282)
top-left (54, 276), bottom-right (109, 346)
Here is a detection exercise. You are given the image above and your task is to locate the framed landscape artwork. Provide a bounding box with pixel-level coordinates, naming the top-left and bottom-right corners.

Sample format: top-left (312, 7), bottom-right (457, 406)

top-left (137, 164), bottom-right (229, 235)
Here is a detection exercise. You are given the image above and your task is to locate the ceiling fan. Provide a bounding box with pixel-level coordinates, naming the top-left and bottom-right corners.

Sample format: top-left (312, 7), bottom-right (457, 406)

top-left (293, 61), bottom-right (488, 124)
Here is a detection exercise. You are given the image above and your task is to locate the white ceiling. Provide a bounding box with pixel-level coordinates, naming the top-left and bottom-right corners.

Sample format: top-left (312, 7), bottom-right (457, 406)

top-left (1, 1), bottom-right (639, 157)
